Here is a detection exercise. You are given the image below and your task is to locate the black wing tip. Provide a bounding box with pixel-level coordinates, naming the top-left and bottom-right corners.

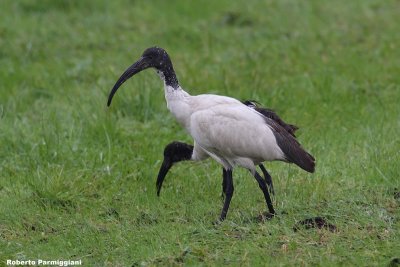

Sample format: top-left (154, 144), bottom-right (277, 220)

top-left (253, 106), bottom-right (299, 138)
top-left (289, 124), bottom-right (299, 132)
top-left (303, 153), bottom-right (316, 173)
top-left (307, 162), bottom-right (316, 173)
top-left (242, 99), bottom-right (299, 136)
top-left (242, 100), bottom-right (261, 107)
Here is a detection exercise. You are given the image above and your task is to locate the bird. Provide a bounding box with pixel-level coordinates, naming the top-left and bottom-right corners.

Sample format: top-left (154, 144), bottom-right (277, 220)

top-left (107, 47), bottom-right (315, 221)
top-left (155, 100), bottom-right (300, 199)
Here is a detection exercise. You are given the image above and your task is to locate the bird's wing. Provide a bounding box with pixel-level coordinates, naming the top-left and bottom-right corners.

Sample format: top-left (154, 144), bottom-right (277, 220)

top-left (190, 101), bottom-right (315, 172)
top-left (262, 116), bottom-right (315, 173)
top-left (242, 100), bottom-right (298, 137)
top-left (253, 107), bottom-right (299, 137)
top-left (189, 103), bottom-right (285, 162)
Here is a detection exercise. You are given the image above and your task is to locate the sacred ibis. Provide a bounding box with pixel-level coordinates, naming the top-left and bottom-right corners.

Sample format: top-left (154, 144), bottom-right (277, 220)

top-left (107, 47), bottom-right (315, 221)
top-left (156, 101), bottom-right (300, 198)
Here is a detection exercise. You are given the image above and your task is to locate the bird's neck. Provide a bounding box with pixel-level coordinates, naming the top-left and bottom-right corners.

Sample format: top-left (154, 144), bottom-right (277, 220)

top-left (164, 84), bottom-right (191, 131)
top-left (165, 142), bottom-right (194, 164)
top-left (156, 60), bottom-right (179, 89)
top-left (164, 84), bottom-right (190, 101)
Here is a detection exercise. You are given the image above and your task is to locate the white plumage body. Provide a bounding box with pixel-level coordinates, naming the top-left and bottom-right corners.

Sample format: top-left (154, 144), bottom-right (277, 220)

top-left (164, 85), bottom-right (285, 171)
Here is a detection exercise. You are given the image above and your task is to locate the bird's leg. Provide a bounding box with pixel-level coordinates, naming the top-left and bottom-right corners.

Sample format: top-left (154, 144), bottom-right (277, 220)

top-left (219, 169), bottom-right (234, 221)
top-left (258, 164), bottom-right (275, 196)
top-left (251, 170), bottom-right (275, 216)
top-left (221, 168), bottom-right (227, 200)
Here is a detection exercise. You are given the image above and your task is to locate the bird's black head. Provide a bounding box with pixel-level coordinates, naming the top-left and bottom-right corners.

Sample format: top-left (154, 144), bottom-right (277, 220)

top-left (141, 47), bottom-right (171, 70)
top-left (163, 141), bottom-right (194, 163)
top-left (107, 46), bottom-right (179, 107)
top-left (156, 141), bottom-right (193, 196)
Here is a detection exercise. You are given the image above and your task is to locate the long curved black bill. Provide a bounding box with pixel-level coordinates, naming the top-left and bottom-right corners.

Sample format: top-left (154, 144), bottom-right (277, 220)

top-left (156, 160), bottom-right (172, 196)
top-left (107, 57), bottom-right (148, 106)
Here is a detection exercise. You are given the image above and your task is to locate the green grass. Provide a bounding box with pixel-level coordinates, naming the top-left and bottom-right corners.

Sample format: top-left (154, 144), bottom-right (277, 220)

top-left (0, 0), bottom-right (399, 266)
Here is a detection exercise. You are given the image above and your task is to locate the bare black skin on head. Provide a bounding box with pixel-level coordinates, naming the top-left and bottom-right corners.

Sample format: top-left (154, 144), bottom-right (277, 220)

top-left (107, 47), bottom-right (179, 106)
top-left (156, 142), bottom-right (193, 196)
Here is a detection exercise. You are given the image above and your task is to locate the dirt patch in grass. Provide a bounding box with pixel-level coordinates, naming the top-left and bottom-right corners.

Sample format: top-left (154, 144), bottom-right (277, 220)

top-left (293, 217), bottom-right (337, 232)
top-left (135, 211), bottom-right (158, 226)
top-left (393, 188), bottom-right (400, 200)
top-left (255, 212), bottom-right (275, 223)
